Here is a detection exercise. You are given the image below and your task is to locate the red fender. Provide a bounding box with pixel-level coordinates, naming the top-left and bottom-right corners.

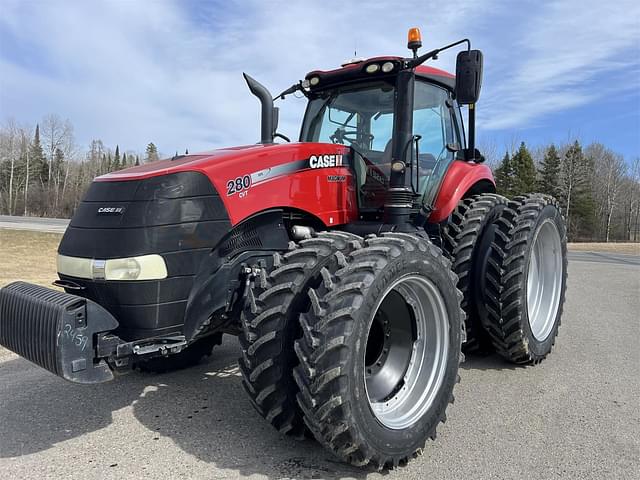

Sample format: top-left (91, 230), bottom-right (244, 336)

top-left (429, 161), bottom-right (495, 223)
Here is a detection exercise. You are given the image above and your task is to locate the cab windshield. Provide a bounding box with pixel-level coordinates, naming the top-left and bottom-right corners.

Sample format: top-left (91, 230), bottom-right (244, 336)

top-left (300, 79), bottom-right (456, 210)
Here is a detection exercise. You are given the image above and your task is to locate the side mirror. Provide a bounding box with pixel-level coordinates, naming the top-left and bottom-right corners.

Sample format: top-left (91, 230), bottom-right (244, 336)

top-left (455, 50), bottom-right (483, 104)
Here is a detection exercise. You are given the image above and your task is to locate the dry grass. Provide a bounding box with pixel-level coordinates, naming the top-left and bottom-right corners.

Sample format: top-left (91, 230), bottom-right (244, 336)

top-left (1, 229), bottom-right (638, 290)
top-left (0, 229), bottom-right (61, 288)
top-left (568, 242), bottom-right (640, 255)
top-left (0, 229), bottom-right (63, 359)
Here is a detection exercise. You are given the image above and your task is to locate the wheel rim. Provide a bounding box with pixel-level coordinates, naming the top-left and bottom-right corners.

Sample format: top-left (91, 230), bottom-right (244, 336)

top-left (364, 274), bottom-right (450, 430)
top-left (527, 219), bottom-right (563, 341)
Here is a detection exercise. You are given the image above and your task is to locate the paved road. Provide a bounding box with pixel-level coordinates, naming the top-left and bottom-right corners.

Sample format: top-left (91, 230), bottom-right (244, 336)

top-left (0, 215), bottom-right (69, 234)
top-left (0, 254), bottom-right (638, 479)
top-left (568, 251), bottom-right (640, 266)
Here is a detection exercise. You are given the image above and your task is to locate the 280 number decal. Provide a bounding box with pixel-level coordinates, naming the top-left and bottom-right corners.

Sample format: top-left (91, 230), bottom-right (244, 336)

top-left (226, 175), bottom-right (252, 196)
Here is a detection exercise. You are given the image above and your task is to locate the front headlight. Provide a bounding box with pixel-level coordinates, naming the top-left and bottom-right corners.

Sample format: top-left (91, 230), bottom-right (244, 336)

top-left (105, 258), bottom-right (142, 280)
top-left (57, 254), bottom-right (168, 281)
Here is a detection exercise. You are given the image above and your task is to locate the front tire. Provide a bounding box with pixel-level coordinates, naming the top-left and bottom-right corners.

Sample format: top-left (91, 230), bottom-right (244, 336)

top-left (239, 232), bottom-right (362, 438)
top-left (484, 194), bottom-right (568, 364)
top-left (294, 233), bottom-right (463, 469)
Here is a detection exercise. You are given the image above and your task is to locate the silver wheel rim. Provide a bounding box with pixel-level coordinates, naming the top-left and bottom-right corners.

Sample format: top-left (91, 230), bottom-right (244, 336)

top-left (527, 219), bottom-right (563, 341)
top-left (364, 274), bottom-right (449, 430)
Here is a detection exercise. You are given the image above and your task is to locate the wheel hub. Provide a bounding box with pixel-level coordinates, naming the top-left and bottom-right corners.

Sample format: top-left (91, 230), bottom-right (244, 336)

top-left (365, 293), bottom-right (414, 402)
top-left (364, 275), bottom-right (449, 430)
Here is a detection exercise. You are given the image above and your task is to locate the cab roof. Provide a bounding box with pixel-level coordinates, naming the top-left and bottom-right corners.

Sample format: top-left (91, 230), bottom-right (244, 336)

top-left (305, 55), bottom-right (455, 91)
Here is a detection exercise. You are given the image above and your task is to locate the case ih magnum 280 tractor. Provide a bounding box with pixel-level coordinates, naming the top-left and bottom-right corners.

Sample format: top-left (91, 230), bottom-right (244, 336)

top-left (0, 29), bottom-right (567, 468)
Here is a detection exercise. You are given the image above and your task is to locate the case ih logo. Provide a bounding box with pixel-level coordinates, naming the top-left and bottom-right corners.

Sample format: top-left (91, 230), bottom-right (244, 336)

top-left (309, 154), bottom-right (343, 169)
top-left (97, 207), bottom-right (125, 215)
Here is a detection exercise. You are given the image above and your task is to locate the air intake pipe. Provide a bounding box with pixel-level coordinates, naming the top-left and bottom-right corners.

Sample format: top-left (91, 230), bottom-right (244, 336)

top-left (243, 73), bottom-right (278, 144)
top-left (384, 69), bottom-right (416, 227)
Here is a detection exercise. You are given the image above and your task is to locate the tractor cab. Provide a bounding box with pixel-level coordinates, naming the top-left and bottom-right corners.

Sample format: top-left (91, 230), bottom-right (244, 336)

top-left (248, 27), bottom-right (485, 227)
top-left (299, 58), bottom-right (464, 215)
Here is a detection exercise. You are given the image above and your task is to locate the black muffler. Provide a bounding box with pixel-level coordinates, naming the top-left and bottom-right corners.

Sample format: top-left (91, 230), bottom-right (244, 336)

top-left (0, 282), bottom-right (119, 384)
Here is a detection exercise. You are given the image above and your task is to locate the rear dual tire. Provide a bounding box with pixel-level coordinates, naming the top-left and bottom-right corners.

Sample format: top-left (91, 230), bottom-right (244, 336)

top-left (443, 194), bottom-right (508, 352)
top-left (484, 194), bottom-right (568, 364)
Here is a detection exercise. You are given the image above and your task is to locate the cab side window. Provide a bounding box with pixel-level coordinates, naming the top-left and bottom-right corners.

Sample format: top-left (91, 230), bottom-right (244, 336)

top-left (412, 81), bottom-right (457, 202)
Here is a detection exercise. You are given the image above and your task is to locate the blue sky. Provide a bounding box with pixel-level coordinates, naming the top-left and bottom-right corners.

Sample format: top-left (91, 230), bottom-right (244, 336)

top-left (1, 0), bottom-right (639, 161)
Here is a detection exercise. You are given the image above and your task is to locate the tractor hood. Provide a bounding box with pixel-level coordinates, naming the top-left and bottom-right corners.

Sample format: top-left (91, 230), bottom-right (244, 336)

top-left (95, 142), bottom-right (355, 227)
top-left (87, 141), bottom-right (356, 227)
top-left (96, 143), bottom-right (349, 183)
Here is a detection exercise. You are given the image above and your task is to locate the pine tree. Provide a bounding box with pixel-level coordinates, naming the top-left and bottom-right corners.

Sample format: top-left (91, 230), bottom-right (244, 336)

top-left (113, 145), bottom-right (121, 170)
top-left (145, 142), bottom-right (159, 163)
top-left (30, 124), bottom-right (47, 184)
top-left (122, 152), bottom-right (127, 166)
top-left (562, 140), bottom-right (595, 239)
top-left (53, 147), bottom-right (65, 178)
top-left (538, 144), bottom-right (562, 198)
top-left (185, 148), bottom-right (189, 155)
top-left (494, 151), bottom-right (515, 196)
top-left (511, 142), bottom-right (536, 196)
top-left (135, 155), bottom-right (140, 166)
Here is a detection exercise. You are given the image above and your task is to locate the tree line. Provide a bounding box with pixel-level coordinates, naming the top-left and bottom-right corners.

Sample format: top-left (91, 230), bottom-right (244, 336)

top-left (494, 141), bottom-right (640, 242)
top-left (0, 116), bottom-right (162, 218)
top-left (1, 115), bottom-right (639, 242)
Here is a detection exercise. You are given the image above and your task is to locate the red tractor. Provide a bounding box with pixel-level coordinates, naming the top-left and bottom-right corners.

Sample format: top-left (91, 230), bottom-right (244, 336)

top-left (0, 29), bottom-right (567, 469)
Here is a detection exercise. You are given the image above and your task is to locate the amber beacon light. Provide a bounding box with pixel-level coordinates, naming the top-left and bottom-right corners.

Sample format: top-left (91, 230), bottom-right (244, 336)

top-left (407, 27), bottom-right (422, 55)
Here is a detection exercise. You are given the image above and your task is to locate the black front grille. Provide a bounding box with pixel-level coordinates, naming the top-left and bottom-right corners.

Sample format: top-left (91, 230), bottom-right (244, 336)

top-left (59, 171), bottom-right (231, 259)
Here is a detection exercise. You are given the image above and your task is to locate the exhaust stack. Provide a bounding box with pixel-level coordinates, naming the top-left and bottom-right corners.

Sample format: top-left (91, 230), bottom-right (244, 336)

top-left (243, 73), bottom-right (278, 144)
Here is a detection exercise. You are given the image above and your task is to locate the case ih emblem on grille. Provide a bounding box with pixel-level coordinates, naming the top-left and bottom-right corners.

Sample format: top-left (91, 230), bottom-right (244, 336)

top-left (96, 206), bottom-right (125, 215)
top-left (309, 154), bottom-right (343, 169)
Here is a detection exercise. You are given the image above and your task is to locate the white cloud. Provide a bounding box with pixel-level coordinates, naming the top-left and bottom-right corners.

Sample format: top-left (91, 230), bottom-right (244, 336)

top-left (0, 0), bottom-right (638, 155)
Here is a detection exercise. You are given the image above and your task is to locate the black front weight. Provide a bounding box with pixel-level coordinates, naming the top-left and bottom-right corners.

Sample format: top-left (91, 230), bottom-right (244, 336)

top-left (0, 282), bottom-right (119, 384)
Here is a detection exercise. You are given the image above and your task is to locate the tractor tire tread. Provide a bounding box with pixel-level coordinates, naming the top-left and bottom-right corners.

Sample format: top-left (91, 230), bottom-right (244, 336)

top-left (483, 194), bottom-right (568, 364)
top-left (239, 231), bottom-right (362, 439)
top-left (442, 193), bottom-right (508, 352)
top-left (294, 233), bottom-right (464, 469)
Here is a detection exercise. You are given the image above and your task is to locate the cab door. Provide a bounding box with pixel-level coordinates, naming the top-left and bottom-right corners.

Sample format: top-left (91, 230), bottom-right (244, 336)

top-left (411, 80), bottom-right (461, 209)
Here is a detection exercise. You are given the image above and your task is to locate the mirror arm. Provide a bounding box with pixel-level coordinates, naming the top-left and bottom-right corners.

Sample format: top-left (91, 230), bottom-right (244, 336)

top-left (274, 81), bottom-right (309, 101)
top-left (405, 39), bottom-right (471, 69)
